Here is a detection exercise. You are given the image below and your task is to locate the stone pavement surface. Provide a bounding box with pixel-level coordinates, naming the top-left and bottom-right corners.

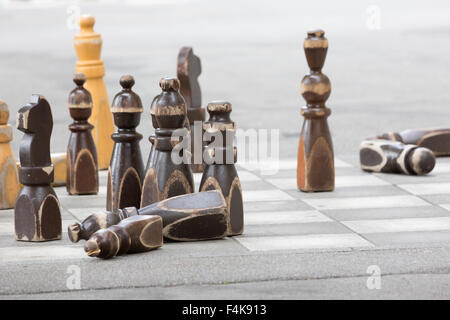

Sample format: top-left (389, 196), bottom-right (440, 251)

top-left (1, 0), bottom-right (450, 299)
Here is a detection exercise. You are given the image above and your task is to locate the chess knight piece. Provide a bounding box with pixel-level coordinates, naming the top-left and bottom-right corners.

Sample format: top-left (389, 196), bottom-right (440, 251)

top-left (66, 73), bottom-right (99, 195)
top-left (74, 15), bottom-right (114, 170)
top-left (297, 30), bottom-right (334, 192)
top-left (0, 100), bottom-right (20, 209)
top-left (107, 75), bottom-right (145, 211)
top-left (140, 78), bottom-right (194, 207)
top-left (15, 95), bottom-right (62, 241)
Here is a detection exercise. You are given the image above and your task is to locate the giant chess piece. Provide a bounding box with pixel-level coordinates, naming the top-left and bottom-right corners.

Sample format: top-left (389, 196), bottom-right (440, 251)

top-left (360, 140), bottom-right (435, 175)
top-left (297, 29), bottom-right (334, 192)
top-left (66, 73), bottom-right (99, 195)
top-left (74, 15), bottom-right (114, 170)
top-left (107, 75), bottom-right (144, 211)
top-left (177, 47), bottom-right (204, 173)
top-left (199, 101), bottom-right (243, 236)
top-left (0, 100), bottom-right (20, 209)
top-left (84, 215), bottom-right (162, 259)
top-left (140, 78), bottom-right (194, 207)
top-left (15, 95), bottom-right (62, 241)
top-left (372, 128), bottom-right (450, 157)
top-left (69, 190), bottom-right (228, 242)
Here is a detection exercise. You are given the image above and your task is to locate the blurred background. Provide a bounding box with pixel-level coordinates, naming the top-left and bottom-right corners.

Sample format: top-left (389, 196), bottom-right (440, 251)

top-left (0, 0), bottom-right (449, 164)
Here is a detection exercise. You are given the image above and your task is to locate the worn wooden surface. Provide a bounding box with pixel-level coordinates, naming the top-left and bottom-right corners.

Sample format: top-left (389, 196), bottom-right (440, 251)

top-left (0, 100), bottom-right (20, 210)
top-left (140, 78), bottom-right (194, 207)
top-left (177, 46), bottom-right (204, 173)
top-left (297, 29), bottom-right (334, 192)
top-left (66, 73), bottom-right (99, 195)
top-left (84, 215), bottom-right (162, 259)
top-left (74, 15), bottom-right (114, 170)
top-left (360, 139), bottom-right (435, 175)
top-left (68, 190), bottom-right (227, 242)
top-left (200, 101), bottom-right (243, 236)
top-left (107, 75), bottom-right (144, 211)
top-left (15, 95), bottom-right (62, 242)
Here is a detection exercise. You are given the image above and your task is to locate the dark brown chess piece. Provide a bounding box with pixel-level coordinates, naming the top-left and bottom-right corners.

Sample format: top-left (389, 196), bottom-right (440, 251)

top-left (140, 78), bottom-right (194, 207)
top-left (107, 75), bottom-right (144, 211)
top-left (177, 47), bottom-right (204, 173)
top-left (15, 95), bottom-right (62, 242)
top-left (84, 215), bottom-right (162, 259)
top-left (360, 140), bottom-right (435, 175)
top-left (199, 101), bottom-right (243, 236)
top-left (297, 29), bottom-right (334, 192)
top-left (69, 190), bottom-right (228, 242)
top-left (372, 128), bottom-right (450, 157)
top-left (66, 73), bottom-right (99, 195)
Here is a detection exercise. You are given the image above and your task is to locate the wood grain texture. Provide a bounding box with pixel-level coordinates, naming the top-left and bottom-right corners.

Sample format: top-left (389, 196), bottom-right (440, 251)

top-left (69, 190), bottom-right (228, 242)
top-left (107, 75), bottom-right (144, 211)
top-left (0, 101), bottom-right (20, 210)
top-left (140, 78), bottom-right (194, 207)
top-left (177, 47), bottom-right (205, 173)
top-left (360, 140), bottom-right (435, 175)
top-left (66, 73), bottom-right (99, 195)
top-left (74, 15), bottom-right (114, 170)
top-left (15, 95), bottom-right (62, 242)
top-left (84, 215), bottom-right (162, 259)
top-left (199, 101), bottom-right (244, 236)
top-left (297, 30), bottom-right (334, 192)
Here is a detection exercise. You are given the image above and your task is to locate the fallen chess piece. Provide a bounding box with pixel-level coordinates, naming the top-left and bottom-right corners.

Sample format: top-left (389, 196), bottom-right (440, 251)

top-left (84, 215), bottom-right (162, 259)
top-left (360, 140), bottom-right (435, 175)
top-left (69, 190), bottom-right (228, 242)
top-left (371, 128), bottom-right (450, 157)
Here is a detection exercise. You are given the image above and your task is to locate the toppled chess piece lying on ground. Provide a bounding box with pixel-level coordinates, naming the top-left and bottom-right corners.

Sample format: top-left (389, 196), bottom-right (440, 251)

top-left (69, 190), bottom-right (228, 243)
top-left (360, 140), bottom-right (435, 175)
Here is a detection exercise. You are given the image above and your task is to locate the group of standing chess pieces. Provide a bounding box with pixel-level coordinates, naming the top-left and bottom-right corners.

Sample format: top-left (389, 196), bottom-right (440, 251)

top-left (297, 30), bottom-right (450, 194)
top-left (0, 15), bottom-right (243, 260)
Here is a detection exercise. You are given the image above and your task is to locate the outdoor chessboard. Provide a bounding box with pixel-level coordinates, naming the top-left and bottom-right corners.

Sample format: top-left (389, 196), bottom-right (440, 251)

top-left (2, 156), bottom-right (450, 263)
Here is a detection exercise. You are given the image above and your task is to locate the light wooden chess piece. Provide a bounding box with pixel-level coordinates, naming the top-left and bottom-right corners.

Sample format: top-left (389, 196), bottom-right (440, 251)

top-left (0, 100), bottom-right (20, 209)
top-left (74, 15), bottom-right (114, 170)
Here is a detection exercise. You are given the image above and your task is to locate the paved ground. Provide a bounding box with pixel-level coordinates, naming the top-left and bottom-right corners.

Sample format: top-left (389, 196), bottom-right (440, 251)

top-left (1, 0), bottom-right (450, 299)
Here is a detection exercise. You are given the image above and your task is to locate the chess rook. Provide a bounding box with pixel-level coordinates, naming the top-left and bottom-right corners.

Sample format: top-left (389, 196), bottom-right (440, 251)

top-left (177, 47), bottom-right (205, 173)
top-left (199, 101), bottom-right (244, 236)
top-left (15, 95), bottom-right (62, 241)
top-left (107, 75), bottom-right (144, 211)
top-left (373, 128), bottom-right (450, 157)
top-left (84, 215), bottom-right (162, 259)
top-left (297, 30), bottom-right (334, 192)
top-left (360, 140), bottom-right (435, 175)
top-left (66, 73), bottom-right (99, 195)
top-left (140, 78), bottom-right (194, 207)
top-left (69, 190), bottom-right (228, 242)
top-left (0, 100), bottom-right (20, 209)
top-left (74, 15), bottom-right (114, 170)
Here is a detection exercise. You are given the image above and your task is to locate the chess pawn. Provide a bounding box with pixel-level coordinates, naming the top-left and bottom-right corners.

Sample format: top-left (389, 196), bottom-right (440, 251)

top-left (69, 190), bottom-right (228, 242)
top-left (177, 47), bottom-right (205, 173)
top-left (15, 95), bottom-right (62, 241)
top-left (360, 140), bottom-right (435, 175)
top-left (0, 101), bottom-right (20, 209)
top-left (107, 75), bottom-right (145, 211)
top-left (297, 30), bottom-right (334, 192)
top-left (74, 15), bottom-right (114, 170)
top-left (66, 73), bottom-right (99, 195)
top-left (199, 101), bottom-right (244, 236)
top-left (84, 215), bottom-right (162, 259)
top-left (140, 78), bottom-right (194, 207)
top-left (373, 128), bottom-right (450, 157)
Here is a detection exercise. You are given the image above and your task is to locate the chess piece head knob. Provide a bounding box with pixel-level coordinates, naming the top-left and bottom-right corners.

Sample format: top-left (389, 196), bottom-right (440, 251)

top-left (68, 73), bottom-right (93, 121)
top-left (406, 147), bottom-right (436, 175)
top-left (154, 77), bottom-right (186, 129)
top-left (111, 75), bottom-right (143, 129)
top-left (84, 229), bottom-right (120, 259)
top-left (79, 15), bottom-right (95, 33)
top-left (206, 101), bottom-right (234, 130)
top-left (0, 100), bottom-right (9, 125)
top-left (304, 29), bottom-right (328, 72)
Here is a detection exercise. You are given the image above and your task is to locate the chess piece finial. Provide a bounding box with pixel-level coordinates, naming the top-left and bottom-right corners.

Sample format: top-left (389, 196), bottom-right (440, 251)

top-left (74, 14), bottom-right (114, 170)
top-left (297, 29), bottom-right (334, 192)
top-left (107, 75), bottom-right (144, 211)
